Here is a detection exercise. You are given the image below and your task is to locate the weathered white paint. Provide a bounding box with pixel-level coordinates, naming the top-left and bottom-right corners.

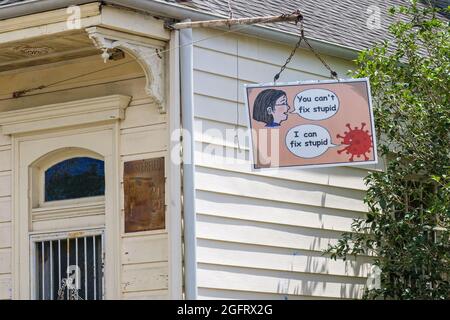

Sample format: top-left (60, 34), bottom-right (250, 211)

top-left (0, 135), bottom-right (11, 147)
top-left (0, 248), bottom-right (11, 274)
top-left (121, 262), bottom-right (169, 292)
top-left (122, 289), bottom-right (169, 300)
top-left (0, 95), bottom-right (130, 135)
top-left (0, 3), bottom-right (101, 35)
top-left (0, 149), bottom-right (11, 172)
top-left (0, 130), bottom-right (11, 300)
top-left (122, 235), bottom-right (168, 264)
top-left (0, 275), bottom-right (12, 300)
top-left (121, 99), bottom-right (166, 129)
top-left (0, 197), bottom-right (11, 223)
top-left (120, 125), bottom-right (168, 156)
top-left (100, 5), bottom-right (170, 41)
top-left (0, 221), bottom-right (11, 247)
top-left (0, 173), bottom-right (11, 198)
top-left (192, 29), bottom-right (379, 299)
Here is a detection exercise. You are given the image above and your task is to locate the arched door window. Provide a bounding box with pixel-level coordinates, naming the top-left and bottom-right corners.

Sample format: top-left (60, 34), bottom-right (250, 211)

top-left (44, 157), bottom-right (105, 202)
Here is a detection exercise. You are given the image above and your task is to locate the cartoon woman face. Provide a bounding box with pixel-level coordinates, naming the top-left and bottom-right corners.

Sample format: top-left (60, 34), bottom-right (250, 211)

top-left (252, 89), bottom-right (290, 127)
top-left (269, 95), bottom-right (290, 126)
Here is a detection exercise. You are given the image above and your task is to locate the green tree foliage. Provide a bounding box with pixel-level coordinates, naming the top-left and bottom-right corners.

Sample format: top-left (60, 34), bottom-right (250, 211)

top-left (326, 1), bottom-right (450, 299)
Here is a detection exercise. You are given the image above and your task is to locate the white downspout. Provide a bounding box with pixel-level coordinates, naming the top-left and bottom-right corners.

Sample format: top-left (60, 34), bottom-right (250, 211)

top-left (179, 22), bottom-right (198, 300)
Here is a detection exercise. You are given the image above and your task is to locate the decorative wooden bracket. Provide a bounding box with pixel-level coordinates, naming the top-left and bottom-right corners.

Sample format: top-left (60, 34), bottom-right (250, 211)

top-left (86, 27), bottom-right (166, 113)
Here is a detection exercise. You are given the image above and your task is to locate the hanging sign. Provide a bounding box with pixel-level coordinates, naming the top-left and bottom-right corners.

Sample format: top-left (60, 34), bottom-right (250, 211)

top-left (245, 78), bottom-right (377, 169)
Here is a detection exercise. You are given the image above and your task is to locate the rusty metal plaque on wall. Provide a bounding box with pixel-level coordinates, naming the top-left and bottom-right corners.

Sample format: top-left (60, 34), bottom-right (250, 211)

top-left (124, 158), bottom-right (165, 233)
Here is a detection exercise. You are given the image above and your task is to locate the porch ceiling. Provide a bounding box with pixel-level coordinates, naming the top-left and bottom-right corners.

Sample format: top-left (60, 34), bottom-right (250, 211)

top-left (0, 30), bottom-right (101, 72)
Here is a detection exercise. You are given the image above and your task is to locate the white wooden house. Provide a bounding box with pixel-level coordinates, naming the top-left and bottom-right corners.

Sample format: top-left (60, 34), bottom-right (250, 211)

top-left (0, 0), bottom-right (430, 300)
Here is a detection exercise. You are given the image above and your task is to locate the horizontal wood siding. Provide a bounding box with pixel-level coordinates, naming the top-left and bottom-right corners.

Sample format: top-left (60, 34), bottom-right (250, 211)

top-left (192, 29), bottom-right (378, 300)
top-left (0, 134), bottom-right (12, 300)
top-left (0, 139), bottom-right (11, 299)
top-left (0, 275), bottom-right (11, 300)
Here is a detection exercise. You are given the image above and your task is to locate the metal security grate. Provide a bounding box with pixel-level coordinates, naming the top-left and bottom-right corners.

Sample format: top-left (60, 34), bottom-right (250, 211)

top-left (32, 231), bottom-right (104, 300)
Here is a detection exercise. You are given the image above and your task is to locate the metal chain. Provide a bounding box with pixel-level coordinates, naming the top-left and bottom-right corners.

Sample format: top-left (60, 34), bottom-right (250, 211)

top-left (303, 36), bottom-right (339, 80)
top-left (273, 35), bottom-right (303, 83)
top-left (57, 279), bottom-right (67, 300)
top-left (57, 277), bottom-right (84, 300)
top-left (273, 18), bottom-right (339, 82)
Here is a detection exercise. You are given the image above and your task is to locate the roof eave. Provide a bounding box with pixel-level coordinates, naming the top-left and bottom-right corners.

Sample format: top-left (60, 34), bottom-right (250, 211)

top-left (107, 0), bottom-right (361, 60)
top-left (0, 0), bottom-right (360, 60)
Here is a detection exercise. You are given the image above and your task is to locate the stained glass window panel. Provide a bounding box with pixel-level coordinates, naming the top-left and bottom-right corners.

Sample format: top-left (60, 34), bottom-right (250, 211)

top-left (45, 157), bottom-right (105, 202)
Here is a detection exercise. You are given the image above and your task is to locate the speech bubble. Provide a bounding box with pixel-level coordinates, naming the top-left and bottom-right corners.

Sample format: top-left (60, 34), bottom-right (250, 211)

top-left (285, 124), bottom-right (338, 158)
top-left (292, 88), bottom-right (339, 120)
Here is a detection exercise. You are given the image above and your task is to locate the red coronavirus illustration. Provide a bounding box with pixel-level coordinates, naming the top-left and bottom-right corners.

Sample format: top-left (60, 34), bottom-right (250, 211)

top-left (336, 122), bottom-right (373, 161)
